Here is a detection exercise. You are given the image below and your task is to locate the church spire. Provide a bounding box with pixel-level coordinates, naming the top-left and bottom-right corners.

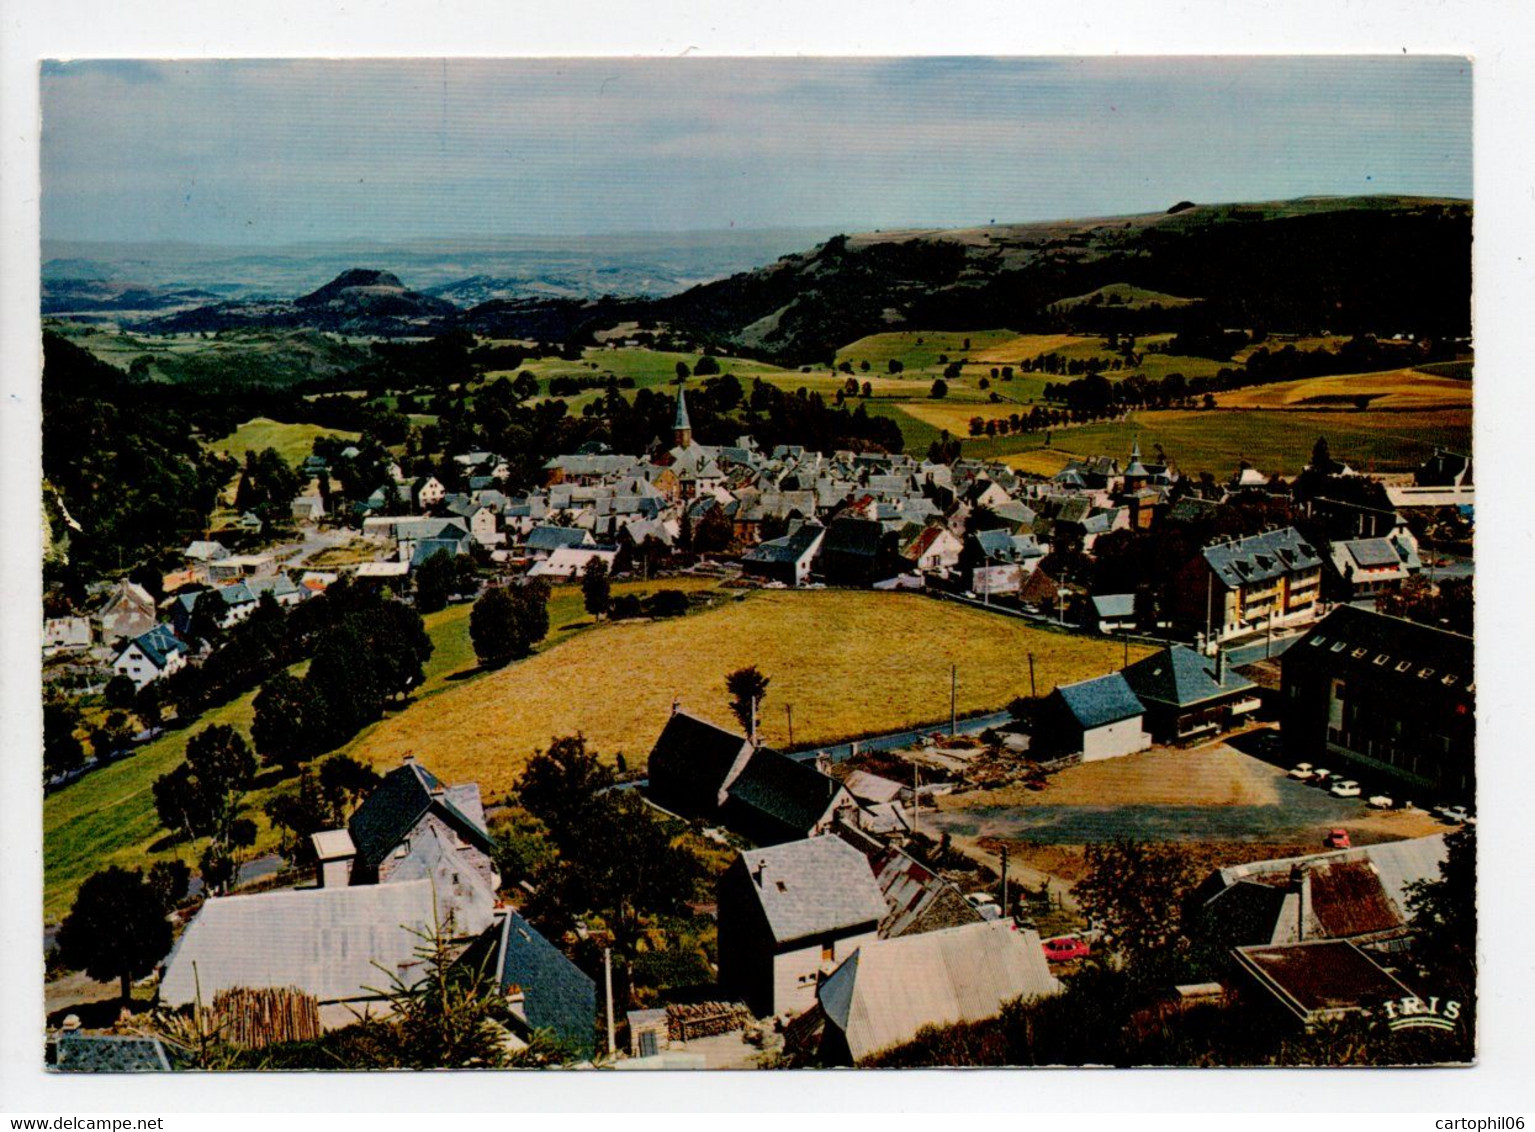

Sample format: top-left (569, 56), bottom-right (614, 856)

top-left (673, 382), bottom-right (693, 448)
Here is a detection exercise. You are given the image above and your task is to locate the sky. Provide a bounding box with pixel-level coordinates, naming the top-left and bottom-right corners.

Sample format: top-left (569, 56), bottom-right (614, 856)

top-left (40, 56), bottom-right (1471, 245)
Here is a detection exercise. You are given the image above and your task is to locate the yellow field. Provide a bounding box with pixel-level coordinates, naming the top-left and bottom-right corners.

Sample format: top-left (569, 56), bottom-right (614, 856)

top-left (1214, 369), bottom-right (1471, 411)
top-left (345, 590), bottom-right (1149, 800)
top-left (895, 400), bottom-right (1034, 435)
top-left (999, 448), bottom-right (1075, 477)
top-left (968, 334), bottom-right (1105, 365)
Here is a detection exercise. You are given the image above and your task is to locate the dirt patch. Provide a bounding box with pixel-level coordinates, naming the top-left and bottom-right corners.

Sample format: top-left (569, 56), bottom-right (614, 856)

top-left (946, 745), bottom-right (1282, 810)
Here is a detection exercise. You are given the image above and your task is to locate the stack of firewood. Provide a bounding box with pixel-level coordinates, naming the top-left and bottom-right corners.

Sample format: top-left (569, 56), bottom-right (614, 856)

top-left (211, 986), bottom-right (322, 1049)
top-left (666, 1001), bottom-right (753, 1042)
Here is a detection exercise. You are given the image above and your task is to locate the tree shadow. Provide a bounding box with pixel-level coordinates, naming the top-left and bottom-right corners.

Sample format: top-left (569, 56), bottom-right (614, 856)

top-left (251, 764), bottom-right (301, 790)
top-left (46, 994), bottom-right (152, 1030)
top-left (147, 832), bottom-right (187, 853)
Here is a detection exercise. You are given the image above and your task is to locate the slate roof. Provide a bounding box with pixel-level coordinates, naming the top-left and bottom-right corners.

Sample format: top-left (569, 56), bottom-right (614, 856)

top-left (743, 523), bottom-right (824, 565)
top-left (347, 761), bottom-right (494, 870)
top-left (734, 837), bottom-right (887, 946)
top-left (1122, 645), bottom-right (1257, 708)
top-left (822, 516), bottom-right (884, 558)
top-left (1089, 593), bottom-right (1136, 620)
top-left (53, 1033), bottom-right (174, 1073)
top-left (722, 748), bottom-right (847, 844)
top-left (129, 625), bottom-right (190, 670)
top-left (410, 538), bottom-right (467, 568)
top-left (817, 921), bottom-right (1061, 1063)
top-left (525, 526), bottom-right (593, 553)
top-left (673, 385), bottom-right (692, 432)
top-left (1340, 538), bottom-right (1404, 569)
top-left (160, 879), bottom-right (440, 1006)
top-left (471, 909), bottom-right (597, 1057)
top-left (1054, 673), bottom-right (1145, 729)
top-left (1202, 528), bottom-right (1321, 589)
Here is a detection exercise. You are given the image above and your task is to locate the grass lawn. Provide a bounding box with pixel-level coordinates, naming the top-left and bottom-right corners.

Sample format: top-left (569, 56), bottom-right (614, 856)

top-left (41, 579), bottom-right (717, 923)
top-left (205, 417), bottom-right (360, 465)
top-left (997, 408), bottom-right (1472, 478)
top-left (344, 590), bottom-right (1149, 802)
top-left (836, 330), bottom-right (1020, 373)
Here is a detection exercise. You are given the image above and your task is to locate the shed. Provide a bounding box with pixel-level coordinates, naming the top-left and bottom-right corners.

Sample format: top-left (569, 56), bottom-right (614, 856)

top-left (1036, 673), bottom-right (1150, 761)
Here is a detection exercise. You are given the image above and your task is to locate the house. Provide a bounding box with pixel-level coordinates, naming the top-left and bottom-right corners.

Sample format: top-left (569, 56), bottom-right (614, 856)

top-left (962, 528), bottom-right (1044, 594)
top-left (1189, 834), bottom-right (1448, 951)
top-left (112, 625), bottom-right (191, 689)
top-left (414, 476), bottom-right (447, 509)
top-left (810, 920), bottom-right (1062, 1064)
top-left (1033, 673), bottom-right (1150, 761)
top-left (526, 545), bottom-right (620, 579)
top-left (234, 511), bottom-right (265, 534)
top-left (1171, 527), bottom-right (1324, 643)
top-left (310, 829), bottom-right (357, 889)
top-left (160, 879), bottom-right (445, 1030)
top-left (1230, 939), bottom-right (1421, 1030)
top-left (291, 492), bottom-right (326, 522)
top-left (834, 822), bottom-right (983, 939)
top-left (741, 522), bottom-right (826, 587)
top-left (1328, 534), bottom-right (1421, 599)
top-left (1086, 593), bottom-right (1137, 634)
top-left (818, 516), bottom-right (892, 587)
top-left (1280, 606), bottom-right (1473, 799)
top-left (1016, 567), bottom-right (1063, 611)
top-left (207, 552), bottom-right (279, 583)
top-left (455, 907), bottom-right (598, 1058)
top-left (1120, 645), bottom-right (1261, 743)
top-left (900, 525), bottom-right (964, 574)
top-left (718, 747), bottom-right (859, 847)
top-left (522, 525), bottom-right (595, 559)
top-left (346, 755), bottom-right (499, 891)
top-left (645, 709), bottom-right (755, 821)
top-left (717, 837), bottom-right (887, 1017)
top-left (43, 616), bottom-right (93, 654)
top-left (95, 580), bottom-right (157, 642)
top-left (1414, 448), bottom-right (1472, 488)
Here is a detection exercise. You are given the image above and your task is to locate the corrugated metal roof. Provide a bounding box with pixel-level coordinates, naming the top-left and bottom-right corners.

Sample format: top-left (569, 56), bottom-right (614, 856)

top-left (160, 879), bottom-right (439, 1006)
top-left (735, 837), bottom-right (887, 946)
top-left (818, 921), bottom-right (1061, 1062)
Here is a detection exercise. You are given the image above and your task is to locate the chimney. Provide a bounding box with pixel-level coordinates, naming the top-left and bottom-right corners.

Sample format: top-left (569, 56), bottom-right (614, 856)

top-left (1288, 863), bottom-right (1310, 941)
top-left (1214, 648), bottom-right (1225, 685)
top-left (402, 752), bottom-right (416, 765)
top-left (753, 859), bottom-right (766, 887)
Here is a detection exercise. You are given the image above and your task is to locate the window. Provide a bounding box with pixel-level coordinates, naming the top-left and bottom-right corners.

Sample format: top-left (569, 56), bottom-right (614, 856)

top-left (1373, 654), bottom-right (1390, 667)
top-left (1331, 641), bottom-right (1348, 653)
top-left (1309, 636), bottom-right (1326, 648)
top-left (821, 938), bottom-right (835, 963)
top-left (1418, 667), bottom-right (1436, 680)
top-left (1395, 660), bottom-right (1413, 673)
top-left (1351, 647), bottom-right (1369, 659)
top-left (395, 840), bottom-right (409, 858)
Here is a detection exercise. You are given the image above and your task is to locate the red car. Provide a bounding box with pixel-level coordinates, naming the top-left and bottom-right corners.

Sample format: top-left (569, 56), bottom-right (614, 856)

top-left (1041, 936), bottom-right (1091, 962)
top-left (1324, 829), bottom-right (1352, 849)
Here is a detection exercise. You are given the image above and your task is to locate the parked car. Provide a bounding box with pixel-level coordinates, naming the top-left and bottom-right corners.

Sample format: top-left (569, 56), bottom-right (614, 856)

top-left (1367, 794), bottom-right (1395, 810)
top-left (1435, 805), bottom-right (1475, 825)
top-left (1330, 779), bottom-right (1362, 798)
top-left (1324, 829), bottom-right (1351, 849)
top-left (1309, 768), bottom-right (1334, 786)
top-left (1041, 936), bottom-right (1091, 962)
top-left (1287, 762), bottom-right (1315, 781)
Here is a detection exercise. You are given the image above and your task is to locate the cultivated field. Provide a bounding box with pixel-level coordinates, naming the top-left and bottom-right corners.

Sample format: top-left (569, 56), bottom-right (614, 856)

top-left (835, 330), bottom-right (1020, 372)
top-left (344, 590), bottom-right (1150, 800)
top-left (997, 408), bottom-right (1472, 478)
top-left (205, 417), bottom-right (360, 464)
top-left (1213, 368), bottom-right (1472, 411)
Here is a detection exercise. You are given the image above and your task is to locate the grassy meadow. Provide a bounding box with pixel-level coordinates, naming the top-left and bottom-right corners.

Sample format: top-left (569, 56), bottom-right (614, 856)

top-left (1213, 369), bottom-right (1471, 411)
top-left (41, 578), bottom-right (719, 923)
top-left (344, 589), bottom-right (1149, 800)
top-left (205, 417), bottom-right (361, 464)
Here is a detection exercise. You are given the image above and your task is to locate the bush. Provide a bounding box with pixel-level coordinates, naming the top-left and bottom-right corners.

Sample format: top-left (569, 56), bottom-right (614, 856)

top-left (644, 589), bottom-right (690, 618)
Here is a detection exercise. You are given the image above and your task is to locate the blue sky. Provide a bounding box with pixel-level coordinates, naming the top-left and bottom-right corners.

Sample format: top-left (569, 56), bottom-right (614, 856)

top-left (41, 56), bottom-right (1471, 245)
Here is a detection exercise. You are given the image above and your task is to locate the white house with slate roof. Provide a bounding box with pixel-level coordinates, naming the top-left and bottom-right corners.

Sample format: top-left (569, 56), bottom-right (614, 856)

top-left (717, 836), bottom-right (887, 1017)
top-left (112, 625), bottom-right (191, 689)
top-left (346, 755), bottom-right (499, 893)
top-left (1034, 672), bottom-right (1151, 761)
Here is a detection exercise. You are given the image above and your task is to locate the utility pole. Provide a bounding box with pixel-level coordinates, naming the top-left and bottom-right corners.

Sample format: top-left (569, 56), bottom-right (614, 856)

top-left (786, 704), bottom-right (794, 748)
top-left (1027, 652), bottom-right (1037, 699)
top-left (911, 760), bottom-right (920, 838)
top-left (603, 946), bottom-right (616, 1057)
top-left (749, 695), bottom-right (758, 746)
top-left (950, 664), bottom-right (958, 736)
top-left (1000, 845), bottom-right (1010, 920)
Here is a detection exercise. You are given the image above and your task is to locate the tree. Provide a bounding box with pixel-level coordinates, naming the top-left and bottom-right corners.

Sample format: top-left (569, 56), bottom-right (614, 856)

top-left (152, 724), bottom-right (256, 844)
top-left (693, 506), bottom-right (734, 555)
top-left (471, 582), bottom-right (547, 667)
top-left (91, 710), bottom-right (135, 760)
top-left (56, 866), bottom-right (173, 1002)
top-left (145, 859), bottom-right (192, 914)
top-left (1311, 435), bottom-right (1337, 474)
top-left (511, 370), bottom-right (540, 402)
top-left (318, 753), bottom-right (381, 816)
top-left (693, 354), bottom-right (720, 376)
top-left (725, 666), bottom-right (770, 737)
top-left (1073, 837), bottom-right (1195, 970)
top-left (581, 557), bottom-right (611, 621)
top-left (43, 693), bottom-right (86, 778)
top-left (414, 550), bottom-right (455, 614)
top-left (675, 361), bottom-right (691, 381)
top-left (929, 379), bottom-right (949, 399)
top-left (252, 672), bottom-right (320, 771)
top-left (1404, 826), bottom-right (1476, 1000)
top-left (263, 770), bottom-right (340, 864)
top-left (887, 359), bottom-right (904, 375)
top-left (517, 734), bottom-right (616, 846)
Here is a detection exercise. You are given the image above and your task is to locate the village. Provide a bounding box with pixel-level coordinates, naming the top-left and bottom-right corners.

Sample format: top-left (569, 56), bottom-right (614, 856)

top-left (39, 377), bottom-right (1475, 1070)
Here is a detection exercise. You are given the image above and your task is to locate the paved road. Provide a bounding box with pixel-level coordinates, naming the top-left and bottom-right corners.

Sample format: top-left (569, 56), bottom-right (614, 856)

top-left (1221, 632), bottom-right (1302, 668)
top-left (787, 709), bottom-right (1017, 766)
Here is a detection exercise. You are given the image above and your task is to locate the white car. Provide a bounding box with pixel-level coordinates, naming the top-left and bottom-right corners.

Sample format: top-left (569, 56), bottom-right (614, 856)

top-left (1309, 768), bottom-right (1333, 786)
top-left (1330, 780), bottom-right (1362, 798)
top-left (1436, 805), bottom-right (1475, 825)
top-left (1367, 794), bottom-right (1395, 810)
top-left (1287, 762), bottom-right (1315, 781)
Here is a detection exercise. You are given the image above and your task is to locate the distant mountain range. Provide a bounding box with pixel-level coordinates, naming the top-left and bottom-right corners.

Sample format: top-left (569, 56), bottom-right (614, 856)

top-left (44, 197), bottom-right (1471, 362)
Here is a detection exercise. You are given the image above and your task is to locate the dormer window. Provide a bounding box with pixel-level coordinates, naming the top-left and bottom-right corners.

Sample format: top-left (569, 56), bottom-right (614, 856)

top-left (1418, 667), bottom-right (1436, 679)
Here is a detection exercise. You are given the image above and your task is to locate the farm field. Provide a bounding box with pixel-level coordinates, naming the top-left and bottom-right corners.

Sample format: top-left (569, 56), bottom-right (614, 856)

top-left (344, 590), bottom-right (1151, 800)
top-left (996, 407), bottom-right (1472, 478)
top-left (1049, 283), bottom-right (1199, 311)
top-left (1213, 368), bottom-right (1471, 411)
top-left (205, 416), bottom-right (360, 464)
top-left (41, 578), bottom-right (719, 923)
top-left (835, 329), bottom-right (1019, 372)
